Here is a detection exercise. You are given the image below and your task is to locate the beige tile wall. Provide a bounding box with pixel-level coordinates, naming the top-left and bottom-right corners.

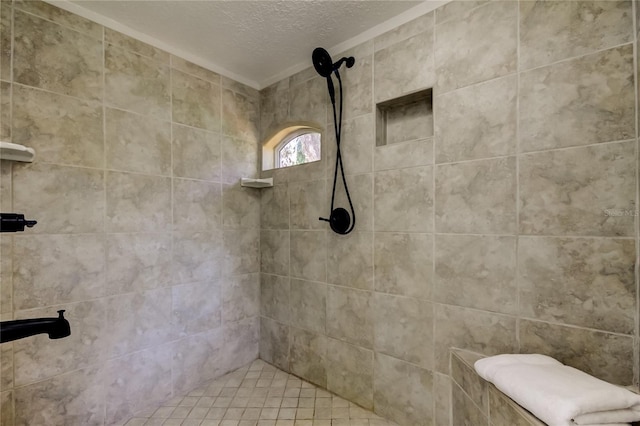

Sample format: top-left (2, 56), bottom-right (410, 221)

top-left (0, 1), bottom-right (260, 424)
top-left (259, 1), bottom-right (638, 425)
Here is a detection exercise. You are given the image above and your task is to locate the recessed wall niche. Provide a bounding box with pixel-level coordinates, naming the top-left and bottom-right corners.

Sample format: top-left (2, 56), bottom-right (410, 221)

top-left (375, 88), bottom-right (433, 146)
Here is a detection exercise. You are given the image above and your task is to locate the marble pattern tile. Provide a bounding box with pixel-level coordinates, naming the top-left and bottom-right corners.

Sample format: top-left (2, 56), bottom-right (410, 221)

top-left (223, 183), bottom-right (260, 230)
top-left (375, 29), bottom-right (435, 103)
top-left (171, 55), bottom-right (220, 84)
top-left (435, 1), bottom-right (517, 94)
top-left (450, 351), bottom-right (487, 414)
top-left (260, 230), bottom-right (289, 276)
top-left (374, 353), bottom-right (433, 426)
top-left (172, 124), bottom-right (222, 182)
top-left (259, 317), bottom-right (289, 371)
top-left (326, 286), bottom-right (373, 348)
top-left (326, 231), bottom-right (374, 290)
top-left (13, 234), bottom-right (105, 310)
top-left (489, 386), bottom-right (544, 426)
top-left (221, 135), bottom-right (258, 184)
top-left (288, 154), bottom-right (327, 183)
top-left (290, 231), bottom-right (326, 282)
top-left (519, 45), bottom-right (635, 152)
top-left (171, 69), bottom-right (221, 131)
top-left (374, 232), bottom-right (432, 299)
top-left (106, 287), bottom-right (173, 357)
top-left (290, 179), bottom-right (325, 230)
top-left (106, 233), bottom-right (172, 295)
top-left (519, 1), bottom-right (633, 70)
top-left (452, 382), bottom-right (488, 426)
top-left (0, 234), bottom-right (12, 315)
top-left (14, 367), bottom-right (104, 426)
top-left (173, 178), bottom-right (222, 232)
top-left (13, 10), bottom-right (102, 100)
top-left (13, 163), bottom-right (104, 234)
top-left (14, 0), bottom-right (102, 38)
top-left (289, 327), bottom-right (327, 388)
top-left (0, 390), bottom-right (12, 426)
top-left (105, 108), bottom-right (171, 175)
top-left (434, 305), bottom-right (517, 373)
top-left (435, 234), bottom-right (517, 314)
top-left (223, 229), bottom-right (260, 276)
top-left (0, 339), bottom-right (12, 390)
top-left (172, 281), bottom-right (222, 337)
top-left (435, 75), bottom-right (516, 163)
top-left (0, 81), bottom-right (9, 139)
top-left (259, 80), bottom-right (290, 140)
top-left (12, 85), bottom-right (104, 168)
top-left (0, 4), bottom-right (8, 83)
top-left (222, 273), bottom-right (259, 323)
top-left (289, 279), bottom-right (326, 334)
top-left (374, 166), bottom-right (433, 232)
top-left (172, 231), bottom-right (223, 285)
top-left (222, 88), bottom-right (259, 142)
top-left (373, 294), bottom-right (434, 369)
top-left (519, 319), bottom-right (634, 385)
top-left (326, 338), bottom-right (374, 409)
top-left (288, 77), bottom-right (327, 126)
top-left (222, 76), bottom-right (260, 99)
top-left (435, 157), bottom-right (516, 234)
top-left (374, 138), bottom-right (434, 171)
top-left (375, 12), bottom-right (434, 52)
top-left (434, 373), bottom-right (452, 426)
top-left (106, 171), bottom-right (171, 233)
top-left (13, 300), bottom-right (108, 386)
top-left (260, 273), bottom-right (290, 324)
top-left (519, 141), bottom-right (636, 237)
top-left (105, 346), bottom-right (172, 425)
top-left (105, 28), bottom-right (169, 63)
top-left (435, 0), bottom-right (489, 25)
top-left (172, 329), bottom-right (225, 394)
top-left (261, 184), bottom-right (290, 230)
top-left (222, 317), bottom-right (260, 372)
top-left (326, 113), bottom-right (374, 176)
top-left (105, 45), bottom-right (170, 120)
top-left (519, 237), bottom-right (635, 334)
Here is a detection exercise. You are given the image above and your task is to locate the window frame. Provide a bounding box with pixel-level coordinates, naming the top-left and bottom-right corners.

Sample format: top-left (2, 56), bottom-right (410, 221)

top-left (262, 122), bottom-right (323, 171)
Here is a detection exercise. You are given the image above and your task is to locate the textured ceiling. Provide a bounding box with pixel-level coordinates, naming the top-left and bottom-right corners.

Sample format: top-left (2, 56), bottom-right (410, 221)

top-left (61, 0), bottom-right (442, 89)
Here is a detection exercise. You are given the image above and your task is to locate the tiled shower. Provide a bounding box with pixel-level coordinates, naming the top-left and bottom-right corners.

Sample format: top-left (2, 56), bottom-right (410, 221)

top-left (0, 1), bottom-right (639, 425)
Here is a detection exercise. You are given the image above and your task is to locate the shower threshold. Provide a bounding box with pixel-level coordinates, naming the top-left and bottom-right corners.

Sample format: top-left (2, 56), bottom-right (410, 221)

top-left (124, 359), bottom-right (398, 426)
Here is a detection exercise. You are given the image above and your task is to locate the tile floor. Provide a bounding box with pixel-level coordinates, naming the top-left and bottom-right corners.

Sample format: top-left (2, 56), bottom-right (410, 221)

top-left (124, 359), bottom-right (399, 426)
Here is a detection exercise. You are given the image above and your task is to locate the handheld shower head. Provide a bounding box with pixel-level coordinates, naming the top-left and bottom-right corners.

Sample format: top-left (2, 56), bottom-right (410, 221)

top-left (312, 47), bottom-right (334, 77)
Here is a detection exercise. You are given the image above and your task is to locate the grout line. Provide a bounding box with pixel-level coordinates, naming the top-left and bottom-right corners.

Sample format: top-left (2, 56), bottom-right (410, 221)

top-left (515, 0), bottom-right (521, 355)
top-left (633, 0), bottom-right (640, 389)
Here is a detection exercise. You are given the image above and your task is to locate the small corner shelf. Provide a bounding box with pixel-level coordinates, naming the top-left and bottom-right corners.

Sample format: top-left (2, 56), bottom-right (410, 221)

top-left (241, 177), bottom-right (273, 188)
top-left (0, 141), bottom-right (35, 163)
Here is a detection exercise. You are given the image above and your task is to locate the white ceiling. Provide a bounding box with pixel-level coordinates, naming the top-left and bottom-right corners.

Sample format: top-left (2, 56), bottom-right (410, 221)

top-left (50, 0), bottom-right (446, 89)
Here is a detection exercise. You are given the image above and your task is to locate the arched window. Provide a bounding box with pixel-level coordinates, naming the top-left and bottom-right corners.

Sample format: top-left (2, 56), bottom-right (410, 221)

top-left (262, 123), bottom-right (322, 170)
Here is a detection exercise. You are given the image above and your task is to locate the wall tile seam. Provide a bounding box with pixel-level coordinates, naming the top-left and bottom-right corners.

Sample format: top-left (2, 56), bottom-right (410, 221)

top-left (169, 55), bottom-right (220, 86)
top-left (634, 0), bottom-right (640, 388)
top-left (10, 80), bottom-right (105, 104)
top-left (518, 138), bottom-right (638, 158)
top-left (170, 67), bottom-right (221, 90)
top-left (434, 1), bottom-right (494, 27)
top-left (518, 40), bottom-right (636, 76)
top-left (451, 378), bottom-right (488, 420)
top-left (106, 42), bottom-right (170, 67)
top-left (9, 340), bottom-right (179, 390)
top-left (372, 28), bottom-right (434, 55)
top-left (11, 5), bottom-right (103, 41)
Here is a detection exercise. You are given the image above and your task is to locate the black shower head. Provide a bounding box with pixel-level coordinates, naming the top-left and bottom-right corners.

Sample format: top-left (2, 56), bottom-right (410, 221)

top-left (312, 47), bottom-right (334, 77)
top-left (312, 47), bottom-right (356, 78)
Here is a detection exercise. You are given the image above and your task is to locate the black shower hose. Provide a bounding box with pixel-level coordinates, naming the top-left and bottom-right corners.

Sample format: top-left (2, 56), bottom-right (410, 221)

top-left (326, 70), bottom-right (356, 234)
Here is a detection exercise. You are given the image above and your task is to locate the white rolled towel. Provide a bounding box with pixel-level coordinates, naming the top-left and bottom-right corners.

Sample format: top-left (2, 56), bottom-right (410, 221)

top-left (474, 354), bottom-right (640, 426)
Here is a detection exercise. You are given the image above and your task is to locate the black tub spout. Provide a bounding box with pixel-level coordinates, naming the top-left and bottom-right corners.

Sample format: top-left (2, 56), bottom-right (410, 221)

top-left (0, 310), bottom-right (70, 343)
